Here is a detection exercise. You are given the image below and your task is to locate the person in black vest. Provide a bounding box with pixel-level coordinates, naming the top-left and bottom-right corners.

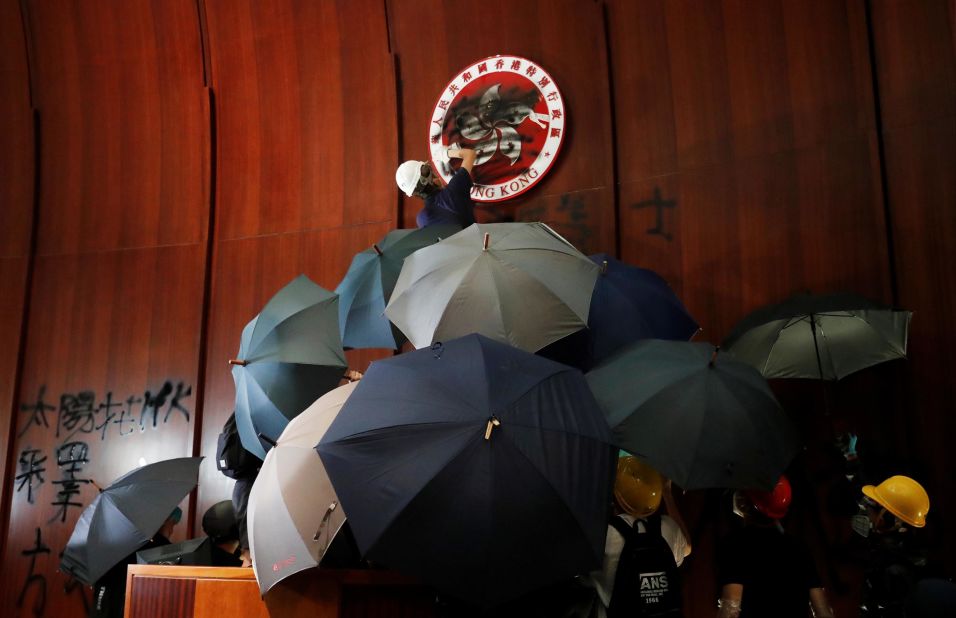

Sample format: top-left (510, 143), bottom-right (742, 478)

top-left (851, 475), bottom-right (932, 617)
top-left (716, 475), bottom-right (835, 618)
top-left (583, 455), bottom-right (691, 618)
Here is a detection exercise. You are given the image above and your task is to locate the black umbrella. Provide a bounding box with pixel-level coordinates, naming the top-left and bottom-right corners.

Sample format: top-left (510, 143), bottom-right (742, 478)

top-left (316, 334), bottom-right (615, 607)
top-left (722, 292), bottom-right (911, 380)
top-left (60, 457), bottom-right (202, 585)
top-left (136, 537), bottom-right (213, 566)
top-left (586, 340), bottom-right (799, 490)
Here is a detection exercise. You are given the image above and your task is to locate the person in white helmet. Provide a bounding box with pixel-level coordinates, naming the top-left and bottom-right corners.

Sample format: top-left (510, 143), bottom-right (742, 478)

top-left (395, 146), bottom-right (478, 229)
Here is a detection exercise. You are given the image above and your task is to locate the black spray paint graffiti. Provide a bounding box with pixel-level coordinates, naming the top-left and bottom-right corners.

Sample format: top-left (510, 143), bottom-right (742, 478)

top-left (18, 381), bottom-right (193, 442)
top-left (15, 448), bottom-right (47, 504)
top-left (17, 528), bottom-right (50, 617)
top-left (50, 441), bottom-right (92, 523)
top-left (632, 186), bottom-right (677, 241)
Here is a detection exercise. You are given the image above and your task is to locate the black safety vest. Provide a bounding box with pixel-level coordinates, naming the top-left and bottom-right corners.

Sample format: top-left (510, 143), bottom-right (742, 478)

top-left (607, 514), bottom-right (683, 618)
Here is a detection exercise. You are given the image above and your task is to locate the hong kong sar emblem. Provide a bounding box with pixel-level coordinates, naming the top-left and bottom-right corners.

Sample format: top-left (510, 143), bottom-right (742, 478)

top-left (428, 55), bottom-right (566, 203)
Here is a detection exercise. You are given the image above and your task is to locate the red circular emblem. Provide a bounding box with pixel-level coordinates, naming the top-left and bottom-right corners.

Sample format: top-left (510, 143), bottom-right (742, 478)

top-left (428, 55), bottom-right (566, 203)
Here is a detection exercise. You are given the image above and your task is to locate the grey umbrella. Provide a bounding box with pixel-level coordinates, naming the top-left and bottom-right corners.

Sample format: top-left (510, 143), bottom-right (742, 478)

top-left (586, 340), bottom-right (799, 490)
top-left (248, 381), bottom-right (356, 595)
top-left (231, 274), bottom-right (347, 459)
top-left (721, 292), bottom-right (911, 380)
top-left (384, 222), bottom-right (599, 353)
top-left (60, 457), bottom-right (202, 585)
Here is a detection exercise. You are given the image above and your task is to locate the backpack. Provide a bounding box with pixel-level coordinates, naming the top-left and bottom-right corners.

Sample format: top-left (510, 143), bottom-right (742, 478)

top-left (607, 514), bottom-right (683, 618)
top-left (216, 412), bottom-right (260, 479)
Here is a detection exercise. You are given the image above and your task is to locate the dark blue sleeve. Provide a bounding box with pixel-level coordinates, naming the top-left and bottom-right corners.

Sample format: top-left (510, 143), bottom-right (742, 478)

top-left (442, 168), bottom-right (475, 218)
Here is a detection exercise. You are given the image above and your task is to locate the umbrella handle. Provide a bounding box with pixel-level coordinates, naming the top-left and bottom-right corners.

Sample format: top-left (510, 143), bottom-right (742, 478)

top-left (484, 416), bottom-right (501, 440)
top-left (313, 501), bottom-right (338, 555)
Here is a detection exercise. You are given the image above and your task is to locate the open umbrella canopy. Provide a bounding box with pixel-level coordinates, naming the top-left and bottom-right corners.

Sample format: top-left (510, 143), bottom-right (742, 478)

top-left (316, 334), bottom-right (615, 607)
top-left (336, 225), bottom-right (461, 350)
top-left (248, 381), bottom-right (357, 595)
top-left (722, 292), bottom-right (911, 380)
top-left (60, 457), bottom-right (202, 585)
top-left (539, 254), bottom-right (699, 370)
top-left (231, 274), bottom-right (347, 459)
top-left (384, 222), bottom-right (599, 353)
top-left (586, 340), bottom-right (799, 491)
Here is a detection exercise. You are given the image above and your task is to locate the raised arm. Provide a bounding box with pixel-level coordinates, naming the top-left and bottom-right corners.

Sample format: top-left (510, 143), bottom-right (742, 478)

top-left (447, 145), bottom-right (478, 175)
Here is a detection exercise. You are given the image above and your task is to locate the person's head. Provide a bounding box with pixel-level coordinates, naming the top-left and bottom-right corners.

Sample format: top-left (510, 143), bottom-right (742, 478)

top-left (733, 475), bottom-right (791, 525)
top-left (202, 500), bottom-right (240, 550)
top-left (396, 160), bottom-right (440, 198)
top-left (613, 455), bottom-right (663, 518)
top-left (158, 506), bottom-right (183, 540)
top-left (853, 475), bottom-right (929, 537)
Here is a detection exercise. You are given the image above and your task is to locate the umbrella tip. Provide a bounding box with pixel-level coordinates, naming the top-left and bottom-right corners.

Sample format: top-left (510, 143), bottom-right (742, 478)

top-left (228, 359), bottom-right (248, 366)
top-left (373, 244), bottom-right (383, 256)
top-left (482, 232), bottom-right (490, 251)
top-left (601, 260), bottom-right (608, 275)
top-left (709, 346), bottom-right (720, 367)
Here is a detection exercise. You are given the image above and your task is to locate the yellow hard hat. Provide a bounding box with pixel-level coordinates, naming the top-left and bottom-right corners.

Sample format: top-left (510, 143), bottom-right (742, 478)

top-left (862, 475), bottom-right (930, 528)
top-left (614, 456), bottom-right (663, 518)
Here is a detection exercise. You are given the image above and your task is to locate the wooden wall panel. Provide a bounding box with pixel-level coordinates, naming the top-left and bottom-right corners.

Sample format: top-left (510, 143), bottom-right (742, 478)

top-left (608, 0), bottom-right (890, 339)
top-left (0, 0), bottom-right (34, 535)
top-left (199, 0), bottom-right (398, 519)
top-left (608, 2), bottom-right (891, 615)
top-left (1, 246), bottom-right (206, 618)
top-left (387, 0), bottom-right (616, 254)
top-left (870, 0), bottom-right (956, 573)
top-left (204, 0), bottom-right (397, 241)
top-left (24, 0), bottom-right (207, 256)
top-left (1, 2), bottom-right (209, 616)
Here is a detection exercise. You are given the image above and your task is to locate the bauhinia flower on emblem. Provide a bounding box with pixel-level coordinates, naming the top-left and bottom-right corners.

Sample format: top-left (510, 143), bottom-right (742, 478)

top-left (455, 84), bottom-right (551, 166)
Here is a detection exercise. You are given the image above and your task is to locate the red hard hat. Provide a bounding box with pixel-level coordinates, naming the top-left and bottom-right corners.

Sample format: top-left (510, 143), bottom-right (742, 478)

top-left (746, 475), bottom-right (792, 519)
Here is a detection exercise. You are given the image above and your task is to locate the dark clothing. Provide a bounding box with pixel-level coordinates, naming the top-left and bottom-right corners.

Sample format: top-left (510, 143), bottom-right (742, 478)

top-left (232, 473), bottom-right (257, 551)
top-left (210, 544), bottom-right (243, 567)
top-left (417, 168), bottom-right (475, 229)
top-left (860, 533), bottom-right (930, 617)
top-left (90, 535), bottom-right (170, 618)
top-left (717, 525), bottom-right (821, 618)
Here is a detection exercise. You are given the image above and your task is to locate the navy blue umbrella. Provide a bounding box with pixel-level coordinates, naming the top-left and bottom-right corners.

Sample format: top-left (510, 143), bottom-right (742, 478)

top-left (540, 254), bottom-right (698, 370)
top-left (316, 334), bottom-right (615, 607)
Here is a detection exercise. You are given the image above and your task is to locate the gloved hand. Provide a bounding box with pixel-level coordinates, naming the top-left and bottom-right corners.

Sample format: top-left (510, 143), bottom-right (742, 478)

top-left (440, 142), bottom-right (461, 164)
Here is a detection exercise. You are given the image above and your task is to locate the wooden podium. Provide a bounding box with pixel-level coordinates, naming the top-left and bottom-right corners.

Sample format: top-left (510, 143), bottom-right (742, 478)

top-left (125, 565), bottom-right (437, 617)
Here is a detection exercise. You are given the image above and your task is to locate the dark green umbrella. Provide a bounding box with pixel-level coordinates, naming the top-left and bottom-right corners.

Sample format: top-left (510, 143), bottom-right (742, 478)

top-left (586, 340), bottom-right (799, 491)
top-left (60, 457), bottom-right (202, 585)
top-left (231, 274), bottom-right (347, 459)
top-left (335, 225), bottom-right (460, 350)
top-left (722, 292), bottom-right (911, 380)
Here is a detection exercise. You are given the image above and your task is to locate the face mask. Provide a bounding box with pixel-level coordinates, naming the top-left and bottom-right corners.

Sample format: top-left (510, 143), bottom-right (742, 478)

top-left (851, 513), bottom-right (873, 538)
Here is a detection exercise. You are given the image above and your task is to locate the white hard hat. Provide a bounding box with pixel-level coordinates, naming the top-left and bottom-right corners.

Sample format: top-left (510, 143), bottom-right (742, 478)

top-left (396, 160), bottom-right (426, 197)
